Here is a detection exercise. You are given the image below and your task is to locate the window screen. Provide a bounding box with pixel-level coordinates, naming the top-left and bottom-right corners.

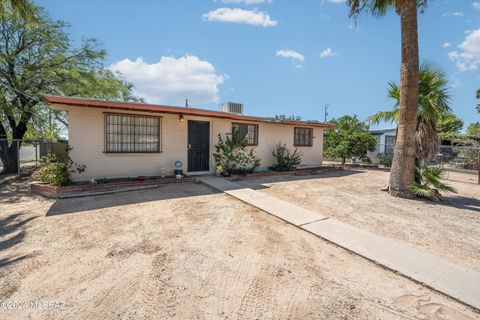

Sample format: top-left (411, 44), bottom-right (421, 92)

top-left (232, 123), bottom-right (259, 146)
top-left (294, 127), bottom-right (313, 147)
top-left (105, 113), bottom-right (161, 153)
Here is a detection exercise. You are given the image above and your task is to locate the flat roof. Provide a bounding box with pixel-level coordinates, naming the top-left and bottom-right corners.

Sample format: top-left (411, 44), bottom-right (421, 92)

top-left (45, 96), bottom-right (333, 128)
top-left (369, 128), bottom-right (397, 135)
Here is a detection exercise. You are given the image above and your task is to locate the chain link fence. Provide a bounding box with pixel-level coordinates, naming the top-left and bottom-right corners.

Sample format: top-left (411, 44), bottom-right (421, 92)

top-left (0, 138), bottom-right (68, 176)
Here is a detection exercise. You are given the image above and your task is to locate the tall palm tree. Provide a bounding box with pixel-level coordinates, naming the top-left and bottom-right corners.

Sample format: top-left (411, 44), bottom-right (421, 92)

top-left (0, 0), bottom-right (38, 23)
top-left (370, 63), bottom-right (451, 166)
top-left (349, 0), bottom-right (427, 198)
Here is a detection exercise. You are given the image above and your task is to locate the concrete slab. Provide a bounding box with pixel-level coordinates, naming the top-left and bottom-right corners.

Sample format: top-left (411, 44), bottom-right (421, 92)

top-left (431, 265), bottom-right (480, 310)
top-left (198, 176), bottom-right (242, 191)
top-left (301, 219), bottom-right (375, 248)
top-left (351, 237), bottom-right (455, 285)
top-left (225, 188), bottom-right (270, 200)
top-left (247, 195), bottom-right (328, 226)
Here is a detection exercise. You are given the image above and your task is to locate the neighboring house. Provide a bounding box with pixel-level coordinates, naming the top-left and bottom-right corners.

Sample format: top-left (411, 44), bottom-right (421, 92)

top-left (366, 128), bottom-right (396, 163)
top-left (46, 96), bottom-right (332, 181)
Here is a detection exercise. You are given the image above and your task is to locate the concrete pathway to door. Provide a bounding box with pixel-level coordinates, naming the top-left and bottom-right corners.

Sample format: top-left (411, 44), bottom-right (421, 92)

top-left (199, 176), bottom-right (480, 311)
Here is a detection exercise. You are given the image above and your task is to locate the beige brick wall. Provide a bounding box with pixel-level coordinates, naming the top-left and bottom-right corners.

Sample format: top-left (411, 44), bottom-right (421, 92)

top-left (54, 105), bottom-right (324, 181)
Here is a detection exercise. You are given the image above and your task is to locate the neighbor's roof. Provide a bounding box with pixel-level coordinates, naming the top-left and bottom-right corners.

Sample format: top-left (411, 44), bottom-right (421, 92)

top-left (45, 96), bottom-right (333, 128)
top-left (369, 128), bottom-right (397, 135)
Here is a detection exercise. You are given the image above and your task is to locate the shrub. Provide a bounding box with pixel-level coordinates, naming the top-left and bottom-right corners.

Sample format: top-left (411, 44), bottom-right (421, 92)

top-left (271, 143), bottom-right (302, 171)
top-left (33, 152), bottom-right (86, 186)
top-left (410, 166), bottom-right (456, 201)
top-left (377, 153), bottom-right (392, 167)
top-left (213, 128), bottom-right (261, 175)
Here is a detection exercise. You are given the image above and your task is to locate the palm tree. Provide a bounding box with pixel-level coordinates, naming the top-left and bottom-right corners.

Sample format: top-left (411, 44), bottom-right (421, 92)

top-left (348, 0), bottom-right (427, 198)
top-left (0, 0), bottom-right (38, 23)
top-left (370, 63), bottom-right (451, 166)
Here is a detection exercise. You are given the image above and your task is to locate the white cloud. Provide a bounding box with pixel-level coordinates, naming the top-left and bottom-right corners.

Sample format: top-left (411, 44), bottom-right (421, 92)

top-left (214, 0), bottom-right (271, 3)
top-left (473, 2), bottom-right (480, 9)
top-left (448, 29), bottom-right (480, 71)
top-left (276, 49), bottom-right (305, 61)
top-left (453, 11), bottom-right (464, 16)
top-left (110, 55), bottom-right (224, 106)
top-left (203, 8), bottom-right (277, 27)
top-left (443, 42), bottom-right (451, 48)
top-left (319, 47), bottom-right (335, 58)
top-left (327, 0), bottom-right (346, 3)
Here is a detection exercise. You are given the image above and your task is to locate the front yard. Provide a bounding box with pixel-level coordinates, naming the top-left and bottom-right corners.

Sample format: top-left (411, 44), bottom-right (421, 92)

top-left (237, 169), bottom-right (480, 272)
top-left (0, 172), bottom-right (478, 319)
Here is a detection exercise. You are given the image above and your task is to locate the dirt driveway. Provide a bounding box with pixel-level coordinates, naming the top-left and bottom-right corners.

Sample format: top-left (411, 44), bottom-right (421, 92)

top-left (237, 169), bottom-right (480, 272)
top-left (0, 176), bottom-right (479, 319)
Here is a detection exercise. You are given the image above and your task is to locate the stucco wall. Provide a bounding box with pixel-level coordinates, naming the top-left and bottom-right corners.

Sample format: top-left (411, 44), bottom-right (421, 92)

top-left (56, 105), bottom-right (324, 181)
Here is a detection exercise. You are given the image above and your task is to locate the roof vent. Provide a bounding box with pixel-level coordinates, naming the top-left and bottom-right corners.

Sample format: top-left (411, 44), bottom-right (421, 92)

top-left (219, 102), bottom-right (243, 115)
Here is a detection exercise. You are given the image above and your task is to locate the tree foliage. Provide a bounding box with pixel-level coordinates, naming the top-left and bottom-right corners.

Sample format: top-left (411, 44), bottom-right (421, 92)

top-left (273, 114), bottom-right (302, 121)
top-left (324, 115), bottom-right (376, 165)
top-left (0, 7), bottom-right (139, 173)
top-left (437, 113), bottom-right (463, 141)
top-left (0, 0), bottom-right (38, 23)
top-left (466, 122), bottom-right (480, 137)
top-left (476, 88), bottom-right (480, 114)
top-left (348, 0), bottom-right (428, 18)
top-left (369, 63), bottom-right (452, 165)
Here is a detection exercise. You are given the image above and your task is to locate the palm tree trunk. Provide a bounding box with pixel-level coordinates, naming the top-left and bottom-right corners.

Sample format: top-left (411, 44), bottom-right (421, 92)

top-left (388, 1), bottom-right (419, 198)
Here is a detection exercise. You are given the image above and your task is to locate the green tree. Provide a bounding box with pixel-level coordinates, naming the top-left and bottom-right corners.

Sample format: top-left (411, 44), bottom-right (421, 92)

top-left (437, 113), bottom-right (463, 142)
top-left (0, 0), bottom-right (38, 23)
top-left (0, 9), bottom-right (139, 173)
top-left (273, 114), bottom-right (302, 121)
top-left (370, 63), bottom-right (451, 166)
top-left (466, 122), bottom-right (480, 137)
top-left (324, 115), bottom-right (377, 165)
top-left (349, 0), bottom-right (426, 198)
top-left (476, 89), bottom-right (480, 114)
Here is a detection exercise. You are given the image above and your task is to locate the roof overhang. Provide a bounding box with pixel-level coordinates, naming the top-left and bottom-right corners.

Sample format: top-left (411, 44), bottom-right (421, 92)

top-left (45, 96), bottom-right (334, 128)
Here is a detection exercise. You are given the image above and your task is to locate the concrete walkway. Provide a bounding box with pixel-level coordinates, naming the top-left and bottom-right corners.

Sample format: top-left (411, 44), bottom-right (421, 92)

top-left (199, 176), bottom-right (480, 310)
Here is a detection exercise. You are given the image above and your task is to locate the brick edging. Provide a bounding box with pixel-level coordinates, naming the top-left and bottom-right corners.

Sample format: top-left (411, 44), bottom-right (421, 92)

top-left (31, 177), bottom-right (196, 198)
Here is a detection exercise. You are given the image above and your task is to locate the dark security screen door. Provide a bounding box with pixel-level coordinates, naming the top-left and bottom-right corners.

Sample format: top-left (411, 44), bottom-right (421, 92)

top-left (188, 120), bottom-right (210, 172)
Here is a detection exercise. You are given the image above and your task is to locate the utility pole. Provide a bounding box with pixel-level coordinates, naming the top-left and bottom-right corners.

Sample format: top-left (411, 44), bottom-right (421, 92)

top-left (324, 104), bottom-right (329, 123)
top-left (185, 99), bottom-right (189, 108)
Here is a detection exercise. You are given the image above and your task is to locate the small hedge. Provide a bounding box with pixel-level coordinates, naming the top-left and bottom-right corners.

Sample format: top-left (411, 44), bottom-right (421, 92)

top-left (33, 152), bottom-right (86, 186)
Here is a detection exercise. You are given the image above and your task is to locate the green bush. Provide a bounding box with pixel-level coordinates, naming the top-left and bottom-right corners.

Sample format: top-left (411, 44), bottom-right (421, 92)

top-left (377, 153), bottom-right (392, 167)
top-left (213, 128), bottom-right (261, 175)
top-left (271, 143), bottom-right (302, 171)
top-left (33, 152), bottom-right (86, 186)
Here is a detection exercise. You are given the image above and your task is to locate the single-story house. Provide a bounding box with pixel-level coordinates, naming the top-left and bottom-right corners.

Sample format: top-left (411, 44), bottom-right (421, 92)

top-left (46, 96), bottom-right (332, 181)
top-left (366, 128), bottom-right (396, 163)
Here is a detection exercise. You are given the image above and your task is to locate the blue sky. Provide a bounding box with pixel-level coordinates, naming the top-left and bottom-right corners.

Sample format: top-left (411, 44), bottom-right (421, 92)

top-left (37, 0), bottom-right (480, 129)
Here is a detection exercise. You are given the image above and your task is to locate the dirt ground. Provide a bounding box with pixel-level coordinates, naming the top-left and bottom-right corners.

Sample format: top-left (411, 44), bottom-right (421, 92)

top-left (0, 176), bottom-right (479, 319)
top-left (237, 169), bottom-right (480, 273)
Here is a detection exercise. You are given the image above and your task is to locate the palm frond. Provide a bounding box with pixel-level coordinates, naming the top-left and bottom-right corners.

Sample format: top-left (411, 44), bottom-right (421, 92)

top-left (410, 182), bottom-right (434, 199)
top-left (410, 165), bottom-right (457, 200)
top-left (368, 110), bottom-right (398, 125)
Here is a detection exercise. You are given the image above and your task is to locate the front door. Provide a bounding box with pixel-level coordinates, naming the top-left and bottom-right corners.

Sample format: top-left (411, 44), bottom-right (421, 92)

top-left (188, 120), bottom-right (210, 172)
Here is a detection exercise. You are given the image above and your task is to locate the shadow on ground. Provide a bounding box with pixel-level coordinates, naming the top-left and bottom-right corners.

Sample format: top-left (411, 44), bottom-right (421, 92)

top-left (236, 169), bottom-right (363, 190)
top-left (46, 182), bottom-right (223, 216)
top-left (0, 212), bottom-right (38, 269)
top-left (443, 195), bottom-right (480, 213)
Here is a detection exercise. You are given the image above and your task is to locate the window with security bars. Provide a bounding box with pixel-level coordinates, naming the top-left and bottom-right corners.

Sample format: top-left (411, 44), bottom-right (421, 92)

top-left (294, 127), bottom-right (313, 147)
top-left (105, 113), bottom-right (161, 153)
top-left (232, 123), bottom-right (258, 146)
